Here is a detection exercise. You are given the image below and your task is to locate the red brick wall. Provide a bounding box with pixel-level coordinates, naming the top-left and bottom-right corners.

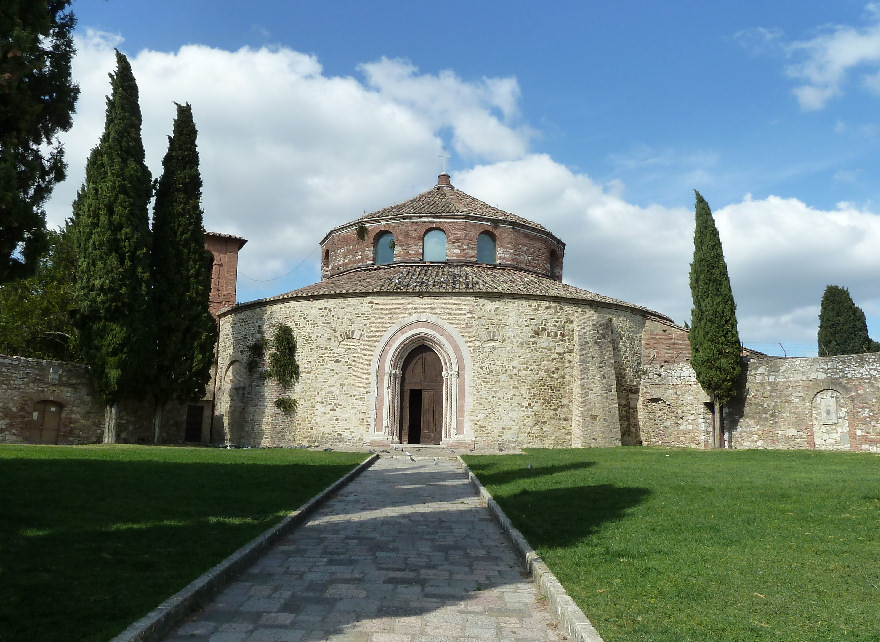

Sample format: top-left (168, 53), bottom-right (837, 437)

top-left (642, 318), bottom-right (691, 365)
top-left (321, 219), bottom-right (565, 281)
top-left (206, 233), bottom-right (247, 317)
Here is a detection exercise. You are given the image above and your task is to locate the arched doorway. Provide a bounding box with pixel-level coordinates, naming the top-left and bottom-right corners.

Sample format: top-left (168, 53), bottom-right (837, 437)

top-left (400, 345), bottom-right (443, 444)
top-left (371, 315), bottom-right (472, 447)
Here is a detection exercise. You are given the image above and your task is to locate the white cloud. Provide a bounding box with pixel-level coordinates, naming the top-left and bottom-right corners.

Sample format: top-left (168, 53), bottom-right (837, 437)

top-left (785, 4), bottom-right (880, 109)
top-left (458, 157), bottom-right (880, 352)
top-left (49, 34), bottom-right (531, 299)
top-left (47, 29), bottom-right (880, 356)
top-left (358, 58), bottom-right (532, 161)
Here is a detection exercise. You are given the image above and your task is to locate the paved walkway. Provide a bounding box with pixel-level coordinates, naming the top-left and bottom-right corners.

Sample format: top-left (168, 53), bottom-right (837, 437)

top-left (165, 455), bottom-right (564, 641)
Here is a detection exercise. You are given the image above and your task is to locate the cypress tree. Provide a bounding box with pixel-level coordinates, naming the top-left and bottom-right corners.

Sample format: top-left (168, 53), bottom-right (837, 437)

top-left (0, 0), bottom-right (79, 282)
top-left (72, 50), bottom-right (154, 442)
top-left (149, 103), bottom-right (216, 441)
top-left (688, 191), bottom-right (741, 448)
top-left (817, 285), bottom-right (871, 355)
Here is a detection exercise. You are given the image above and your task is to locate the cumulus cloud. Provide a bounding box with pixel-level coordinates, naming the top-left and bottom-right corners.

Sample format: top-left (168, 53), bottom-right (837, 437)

top-left (358, 58), bottom-right (532, 161)
top-left (46, 29), bottom-right (880, 356)
top-left (48, 33), bottom-right (530, 298)
top-left (458, 157), bottom-right (880, 354)
top-left (784, 4), bottom-right (880, 109)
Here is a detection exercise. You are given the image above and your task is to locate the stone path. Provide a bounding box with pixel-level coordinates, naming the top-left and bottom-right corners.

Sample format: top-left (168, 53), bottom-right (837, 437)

top-left (165, 455), bottom-right (564, 641)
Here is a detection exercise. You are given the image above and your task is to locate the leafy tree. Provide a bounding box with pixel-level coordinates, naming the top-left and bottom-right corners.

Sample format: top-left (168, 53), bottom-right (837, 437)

top-left (0, 223), bottom-right (79, 360)
top-left (688, 191), bottom-right (741, 448)
top-left (149, 103), bottom-right (216, 441)
top-left (72, 50), bottom-right (154, 442)
top-left (817, 285), bottom-right (876, 355)
top-left (0, 1), bottom-right (79, 282)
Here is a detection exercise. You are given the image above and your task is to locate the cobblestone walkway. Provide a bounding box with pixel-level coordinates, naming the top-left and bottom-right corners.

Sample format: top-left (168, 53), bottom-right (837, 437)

top-left (166, 455), bottom-right (564, 641)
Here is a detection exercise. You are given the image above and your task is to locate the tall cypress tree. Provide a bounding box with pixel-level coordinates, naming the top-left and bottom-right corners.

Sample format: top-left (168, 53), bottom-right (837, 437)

top-left (688, 191), bottom-right (741, 448)
top-left (149, 103), bottom-right (216, 441)
top-left (817, 285), bottom-right (871, 356)
top-left (72, 50), bottom-right (153, 442)
top-left (0, 0), bottom-right (79, 282)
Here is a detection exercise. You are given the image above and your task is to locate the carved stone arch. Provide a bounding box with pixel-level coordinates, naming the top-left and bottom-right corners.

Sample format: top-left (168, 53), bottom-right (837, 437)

top-left (810, 388), bottom-right (850, 450)
top-left (218, 359), bottom-right (247, 444)
top-left (370, 315), bottom-right (472, 447)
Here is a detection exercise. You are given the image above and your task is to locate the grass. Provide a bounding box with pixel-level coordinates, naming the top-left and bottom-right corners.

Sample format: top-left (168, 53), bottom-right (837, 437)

top-left (0, 444), bottom-right (366, 642)
top-left (463, 448), bottom-right (880, 642)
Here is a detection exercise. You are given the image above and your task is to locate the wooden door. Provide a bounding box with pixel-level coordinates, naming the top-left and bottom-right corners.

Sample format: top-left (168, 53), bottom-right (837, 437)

top-left (400, 345), bottom-right (443, 444)
top-left (31, 400), bottom-right (62, 444)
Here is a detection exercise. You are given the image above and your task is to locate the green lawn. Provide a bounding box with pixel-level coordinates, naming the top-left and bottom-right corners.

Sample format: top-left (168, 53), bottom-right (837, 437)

top-left (0, 444), bottom-right (366, 642)
top-left (463, 448), bottom-right (880, 642)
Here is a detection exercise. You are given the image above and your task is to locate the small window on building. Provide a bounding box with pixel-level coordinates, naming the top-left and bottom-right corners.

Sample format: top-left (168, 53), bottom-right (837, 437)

top-left (322, 249), bottom-right (329, 268)
top-left (477, 232), bottom-right (496, 264)
top-left (375, 232), bottom-right (394, 265)
top-left (423, 228), bottom-right (447, 262)
top-left (549, 249), bottom-right (560, 279)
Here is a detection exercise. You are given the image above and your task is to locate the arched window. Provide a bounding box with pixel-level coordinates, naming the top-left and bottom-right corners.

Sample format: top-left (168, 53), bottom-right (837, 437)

top-left (477, 232), bottom-right (496, 264)
top-left (549, 249), bottom-right (560, 279)
top-left (422, 229), bottom-right (447, 262)
top-left (374, 232), bottom-right (394, 265)
top-left (322, 249), bottom-right (329, 268)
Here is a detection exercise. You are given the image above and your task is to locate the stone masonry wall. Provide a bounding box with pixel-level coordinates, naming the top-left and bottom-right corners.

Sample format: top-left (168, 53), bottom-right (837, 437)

top-left (321, 219), bottom-right (565, 281)
top-left (215, 293), bottom-right (646, 449)
top-left (0, 354), bottom-right (192, 445)
top-left (638, 336), bottom-right (880, 452)
top-left (0, 355), bottom-right (104, 444)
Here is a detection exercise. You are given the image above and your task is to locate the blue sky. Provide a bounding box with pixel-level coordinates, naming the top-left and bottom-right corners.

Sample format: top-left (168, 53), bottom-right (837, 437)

top-left (45, 1), bottom-right (880, 356)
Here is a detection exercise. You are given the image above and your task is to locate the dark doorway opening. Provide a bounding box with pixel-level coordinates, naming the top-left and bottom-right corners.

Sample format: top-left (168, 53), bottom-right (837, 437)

top-left (185, 404), bottom-right (204, 442)
top-left (400, 345), bottom-right (443, 445)
top-left (408, 390), bottom-right (423, 443)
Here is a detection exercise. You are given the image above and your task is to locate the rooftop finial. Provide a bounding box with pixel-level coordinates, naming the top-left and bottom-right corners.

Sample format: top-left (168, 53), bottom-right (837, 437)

top-left (437, 147), bottom-right (452, 188)
top-left (438, 146), bottom-right (450, 174)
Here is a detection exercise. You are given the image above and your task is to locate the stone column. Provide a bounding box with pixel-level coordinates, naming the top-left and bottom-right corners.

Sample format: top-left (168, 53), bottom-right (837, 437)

top-left (448, 370), bottom-right (459, 436)
top-left (386, 369), bottom-right (401, 442)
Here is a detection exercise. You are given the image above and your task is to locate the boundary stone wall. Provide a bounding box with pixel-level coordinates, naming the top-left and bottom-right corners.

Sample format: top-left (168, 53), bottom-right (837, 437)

top-left (0, 354), bottom-right (194, 445)
top-left (638, 343), bottom-right (880, 452)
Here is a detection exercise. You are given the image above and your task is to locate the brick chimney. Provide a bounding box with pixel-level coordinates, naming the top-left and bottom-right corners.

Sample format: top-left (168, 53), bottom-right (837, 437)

top-left (204, 232), bottom-right (247, 317)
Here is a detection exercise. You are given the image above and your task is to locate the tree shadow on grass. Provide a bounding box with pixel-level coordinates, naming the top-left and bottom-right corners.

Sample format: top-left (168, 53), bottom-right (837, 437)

top-left (468, 459), bottom-right (596, 488)
top-left (494, 483), bottom-right (651, 549)
top-left (0, 455), bottom-right (362, 642)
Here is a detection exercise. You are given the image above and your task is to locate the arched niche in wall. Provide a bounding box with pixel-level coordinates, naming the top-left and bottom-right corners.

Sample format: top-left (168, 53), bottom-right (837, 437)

top-left (811, 388), bottom-right (850, 450)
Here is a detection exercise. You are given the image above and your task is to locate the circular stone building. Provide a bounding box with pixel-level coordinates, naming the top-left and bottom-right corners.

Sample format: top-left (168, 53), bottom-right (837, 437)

top-left (214, 174), bottom-right (675, 449)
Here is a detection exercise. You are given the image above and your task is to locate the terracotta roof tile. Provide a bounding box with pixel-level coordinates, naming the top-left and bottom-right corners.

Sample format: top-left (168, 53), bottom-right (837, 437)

top-left (358, 184), bottom-right (551, 233)
top-left (231, 263), bottom-right (671, 321)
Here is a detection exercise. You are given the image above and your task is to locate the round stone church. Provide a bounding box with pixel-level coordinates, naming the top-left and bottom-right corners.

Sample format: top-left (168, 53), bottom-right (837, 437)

top-left (214, 173), bottom-right (675, 450)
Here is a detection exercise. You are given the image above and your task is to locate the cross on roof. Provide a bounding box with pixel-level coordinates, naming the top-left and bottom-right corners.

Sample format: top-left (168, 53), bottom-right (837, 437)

top-left (438, 147), bottom-right (450, 174)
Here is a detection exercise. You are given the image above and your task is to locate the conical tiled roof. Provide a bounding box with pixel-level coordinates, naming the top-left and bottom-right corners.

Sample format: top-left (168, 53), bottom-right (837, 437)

top-left (356, 174), bottom-right (550, 233)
